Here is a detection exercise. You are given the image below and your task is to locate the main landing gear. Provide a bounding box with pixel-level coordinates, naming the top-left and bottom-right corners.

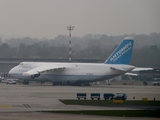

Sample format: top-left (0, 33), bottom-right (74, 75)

top-left (23, 80), bottom-right (29, 85)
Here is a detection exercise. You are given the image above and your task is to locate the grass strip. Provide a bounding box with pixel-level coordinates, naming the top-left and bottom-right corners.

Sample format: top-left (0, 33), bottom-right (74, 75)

top-left (45, 110), bottom-right (160, 117)
top-left (60, 100), bottom-right (160, 106)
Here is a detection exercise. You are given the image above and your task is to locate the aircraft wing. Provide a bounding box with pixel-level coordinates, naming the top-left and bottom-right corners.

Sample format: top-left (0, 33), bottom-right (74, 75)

top-left (23, 64), bottom-right (65, 76)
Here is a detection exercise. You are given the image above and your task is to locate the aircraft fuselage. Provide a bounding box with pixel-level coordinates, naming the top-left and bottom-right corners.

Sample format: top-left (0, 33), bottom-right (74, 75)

top-left (9, 62), bottom-right (134, 83)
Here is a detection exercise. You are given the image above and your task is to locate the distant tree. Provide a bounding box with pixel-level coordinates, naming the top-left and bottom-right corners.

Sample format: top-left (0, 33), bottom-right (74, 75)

top-left (150, 45), bottom-right (159, 51)
top-left (1, 33), bottom-right (160, 67)
top-left (0, 37), bottom-right (3, 46)
top-left (0, 43), bottom-right (10, 57)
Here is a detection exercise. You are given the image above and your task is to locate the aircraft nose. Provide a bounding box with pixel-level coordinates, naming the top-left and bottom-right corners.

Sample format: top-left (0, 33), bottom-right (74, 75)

top-left (8, 67), bottom-right (16, 77)
top-left (9, 68), bottom-right (13, 75)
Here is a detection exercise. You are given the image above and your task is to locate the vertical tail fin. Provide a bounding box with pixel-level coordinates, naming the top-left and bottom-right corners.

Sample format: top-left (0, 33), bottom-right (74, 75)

top-left (105, 37), bottom-right (134, 64)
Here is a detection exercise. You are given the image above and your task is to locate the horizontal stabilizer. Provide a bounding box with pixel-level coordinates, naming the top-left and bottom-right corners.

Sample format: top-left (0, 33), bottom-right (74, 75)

top-left (132, 67), bottom-right (153, 71)
top-left (110, 67), bottom-right (126, 71)
top-left (125, 72), bottom-right (138, 76)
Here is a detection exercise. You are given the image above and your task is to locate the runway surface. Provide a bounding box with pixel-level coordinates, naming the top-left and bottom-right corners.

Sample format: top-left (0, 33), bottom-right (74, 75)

top-left (0, 83), bottom-right (159, 119)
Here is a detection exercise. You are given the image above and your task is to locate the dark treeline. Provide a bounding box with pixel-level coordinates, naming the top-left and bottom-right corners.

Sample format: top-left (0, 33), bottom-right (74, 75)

top-left (0, 32), bottom-right (160, 67)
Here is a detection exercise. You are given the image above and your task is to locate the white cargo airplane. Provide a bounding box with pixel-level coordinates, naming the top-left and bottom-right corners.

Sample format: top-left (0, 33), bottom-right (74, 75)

top-left (9, 37), bottom-right (135, 85)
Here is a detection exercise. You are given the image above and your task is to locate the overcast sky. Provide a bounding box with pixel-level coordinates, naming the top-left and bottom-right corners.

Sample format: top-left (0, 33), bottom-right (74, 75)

top-left (0, 0), bottom-right (160, 39)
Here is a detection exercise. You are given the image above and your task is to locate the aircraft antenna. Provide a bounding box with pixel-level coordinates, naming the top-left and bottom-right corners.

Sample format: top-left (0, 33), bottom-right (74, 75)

top-left (67, 25), bottom-right (74, 62)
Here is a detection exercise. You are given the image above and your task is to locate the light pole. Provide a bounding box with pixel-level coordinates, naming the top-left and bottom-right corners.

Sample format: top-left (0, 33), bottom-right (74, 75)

top-left (67, 25), bottom-right (74, 62)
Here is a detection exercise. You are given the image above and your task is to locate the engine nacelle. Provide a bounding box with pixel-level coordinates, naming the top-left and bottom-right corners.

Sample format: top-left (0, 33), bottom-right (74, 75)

top-left (31, 73), bottom-right (40, 79)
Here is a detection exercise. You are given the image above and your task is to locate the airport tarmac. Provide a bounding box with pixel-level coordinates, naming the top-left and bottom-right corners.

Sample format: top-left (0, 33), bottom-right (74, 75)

top-left (0, 112), bottom-right (160, 120)
top-left (0, 83), bottom-right (160, 111)
top-left (0, 83), bottom-right (159, 119)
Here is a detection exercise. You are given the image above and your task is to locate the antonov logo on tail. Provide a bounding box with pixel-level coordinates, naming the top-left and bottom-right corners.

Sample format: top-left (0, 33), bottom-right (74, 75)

top-left (110, 42), bottom-right (132, 62)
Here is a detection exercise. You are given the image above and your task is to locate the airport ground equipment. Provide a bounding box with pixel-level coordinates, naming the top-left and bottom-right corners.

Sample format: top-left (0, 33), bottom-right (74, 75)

top-left (6, 79), bottom-right (16, 84)
top-left (111, 93), bottom-right (127, 100)
top-left (77, 93), bottom-right (86, 100)
top-left (143, 81), bottom-right (148, 85)
top-left (90, 93), bottom-right (100, 100)
top-left (103, 93), bottom-right (115, 100)
top-left (152, 81), bottom-right (160, 86)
